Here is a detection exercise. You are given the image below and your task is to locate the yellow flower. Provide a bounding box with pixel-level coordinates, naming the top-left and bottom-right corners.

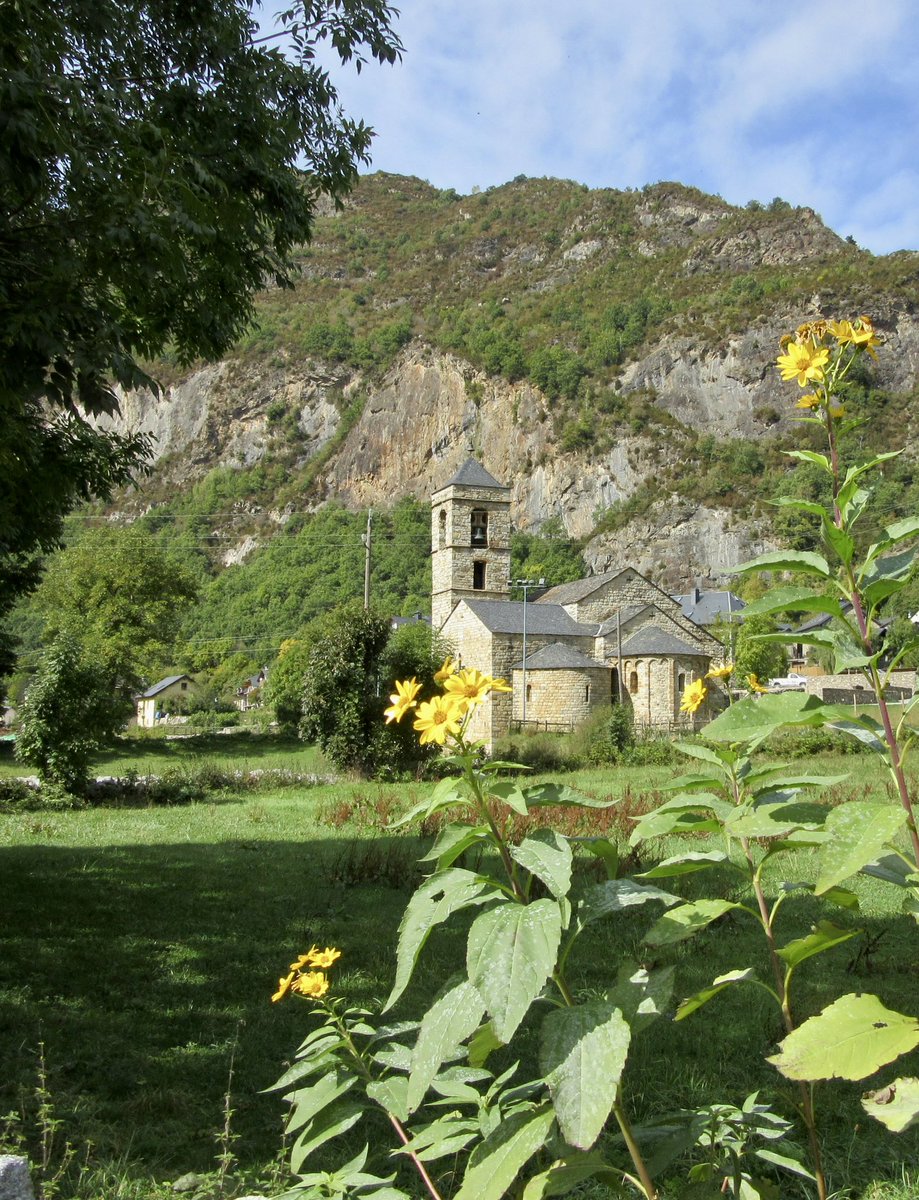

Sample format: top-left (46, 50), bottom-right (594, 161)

top-left (797, 320), bottom-right (828, 342)
top-left (706, 662), bottom-right (734, 680)
top-left (746, 673), bottom-right (769, 694)
top-left (271, 971), bottom-right (295, 1003)
top-left (294, 971), bottom-right (330, 999)
top-left (434, 656), bottom-right (456, 682)
top-left (829, 319), bottom-right (856, 345)
top-left (444, 667), bottom-right (498, 708)
top-left (384, 677), bottom-right (422, 724)
top-left (680, 678), bottom-right (707, 715)
top-left (795, 393), bottom-right (822, 409)
top-left (850, 316), bottom-right (882, 358)
top-left (307, 946), bottom-right (341, 970)
top-left (776, 340), bottom-right (830, 387)
top-left (828, 405), bottom-right (846, 418)
top-left (413, 694), bottom-right (466, 745)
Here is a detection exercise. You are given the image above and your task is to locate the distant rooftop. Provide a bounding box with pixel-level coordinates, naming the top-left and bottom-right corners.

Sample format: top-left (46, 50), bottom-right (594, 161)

top-left (512, 642), bottom-right (604, 671)
top-left (437, 457), bottom-right (507, 491)
top-left (673, 588), bottom-right (745, 626)
top-left (463, 599), bottom-right (595, 637)
top-left (140, 675), bottom-right (191, 699)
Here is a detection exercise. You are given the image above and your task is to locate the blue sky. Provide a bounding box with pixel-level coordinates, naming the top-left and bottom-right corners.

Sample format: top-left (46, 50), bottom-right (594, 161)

top-left (279, 0), bottom-right (919, 255)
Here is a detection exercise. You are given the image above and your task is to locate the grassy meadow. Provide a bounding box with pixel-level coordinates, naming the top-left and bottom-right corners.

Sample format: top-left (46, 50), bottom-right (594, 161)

top-left (1, 738), bottom-right (918, 1198)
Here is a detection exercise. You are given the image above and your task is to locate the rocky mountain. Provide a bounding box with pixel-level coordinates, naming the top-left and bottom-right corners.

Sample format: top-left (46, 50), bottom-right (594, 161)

top-left (99, 173), bottom-right (919, 589)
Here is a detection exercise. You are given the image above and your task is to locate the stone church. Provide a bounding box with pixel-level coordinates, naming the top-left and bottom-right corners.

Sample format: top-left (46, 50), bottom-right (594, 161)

top-left (432, 458), bottom-right (720, 747)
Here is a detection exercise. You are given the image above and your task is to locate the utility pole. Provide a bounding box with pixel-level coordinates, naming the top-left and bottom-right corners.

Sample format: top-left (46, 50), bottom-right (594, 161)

top-left (362, 509), bottom-right (372, 610)
top-left (515, 577), bottom-right (545, 728)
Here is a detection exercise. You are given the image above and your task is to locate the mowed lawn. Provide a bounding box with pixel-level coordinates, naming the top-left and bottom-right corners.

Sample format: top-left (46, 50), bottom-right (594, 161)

top-left (1, 748), bottom-right (918, 1198)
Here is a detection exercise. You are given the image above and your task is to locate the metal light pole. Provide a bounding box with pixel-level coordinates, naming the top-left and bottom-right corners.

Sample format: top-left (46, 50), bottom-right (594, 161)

top-left (515, 577), bottom-right (545, 728)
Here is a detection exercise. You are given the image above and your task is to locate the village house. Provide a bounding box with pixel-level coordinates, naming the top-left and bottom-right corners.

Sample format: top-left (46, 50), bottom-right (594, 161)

top-left (431, 458), bottom-right (721, 747)
top-left (135, 674), bottom-right (198, 728)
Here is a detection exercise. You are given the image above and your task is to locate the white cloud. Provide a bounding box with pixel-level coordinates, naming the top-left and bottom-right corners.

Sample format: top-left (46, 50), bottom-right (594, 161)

top-left (305, 0), bottom-right (919, 252)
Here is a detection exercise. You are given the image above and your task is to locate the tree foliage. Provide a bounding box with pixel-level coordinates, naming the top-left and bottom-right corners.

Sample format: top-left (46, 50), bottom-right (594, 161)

top-left (0, 0), bottom-right (401, 678)
top-left (34, 526), bottom-right (199, 693)
top-left (15, 632), bottom-right (123, 794)
top-left (299, 604), bottom-right (445, 777)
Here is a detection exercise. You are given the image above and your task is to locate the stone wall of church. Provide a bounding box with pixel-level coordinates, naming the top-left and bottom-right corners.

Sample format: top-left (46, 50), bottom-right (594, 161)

top-left (568, 573), bottom-right (720, 654)
top-left (511, 667), bottom-right (610, 728)
top-left (621, 654), bottom-right (710, 729)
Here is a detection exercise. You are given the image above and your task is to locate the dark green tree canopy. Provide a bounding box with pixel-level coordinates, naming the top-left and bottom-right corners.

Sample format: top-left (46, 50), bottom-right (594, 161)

top-left (0, 0), bottom-right (401, 677)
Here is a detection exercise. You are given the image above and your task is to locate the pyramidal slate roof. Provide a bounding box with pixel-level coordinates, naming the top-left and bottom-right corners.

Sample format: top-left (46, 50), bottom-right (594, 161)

top-left (463, 599), bottom-right (596, 636)
top-left (620, 629), bottom-right (709, 657)
top-left (439, 457), bottom-right (507, 490)
top-left (512, 642), bottom-right (605, 671)
top-left (535, 569), bottom-right (630, 607)
top-left (141, 675), bottom-right (190, 699)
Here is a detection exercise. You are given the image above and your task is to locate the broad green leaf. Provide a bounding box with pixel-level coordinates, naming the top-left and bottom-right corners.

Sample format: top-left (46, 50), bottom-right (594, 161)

top-left (784, 449), bottom-right (831, 472)
top-left (771, 495), bottom-right (827, 515)
top-left (285, 1069), bottom-right (357, 1135)
top-left (524, 782), bottom-right (614, 809)
top-left (366, 1076), bottom-right (410, 1123)
top-left (419, 822), bottom-right (489, 867)
top-left (576, 879), bottom-right (678, 929)
top-left (725, 800), bottom-right (826, 839)
top-left (575, 836), bottom-right (619, 879)
top-left (776, 921), bottom-right (858, 969)
top-left (674, 741), bottom-right (737, 768)
top-left (753, 1148), bottom-right (816, 1181)
top-left (815, 802), bottom-right (908, 894)
top-left (453, 1105), bottom-right (556, 1200)
top-left (467, 899), bottom-right (563, 1041)
top-left (389, 776), bottom-right (466, 828)
top-left (736, 549), bottom-right (831, 578)
top-left (861, 854), bottom-right (919, 887)
top-left (510, 830), bottom-right (573, 899)
top-left (741, 588), bottom-right (842, 620)
top-left (743, 768), bottom-right (848, 794)
top-left (638, 851), bottom-right (729, 879)
top-left (489, 779), bottom-right (530, 815)
top-left (644, 899), bottom-right (741, 947)
top-left (862, 1077), bottom-right (919, 1133)
top-left (822, 517), bottom-right (855, 566)
top-left (703, 693), bottom-right (828, 746)
top-left (385, 868), bottom-right (492, 1010)
top-left (396, 1112), bottom-right (479, 1161)
top-left (825, 716), bottom-right (887, 754)
top-left (606, 964), bottom-right (675, 1033)
top-left (629, 805), bottom-right (724, 845)
top-left (521, 1152), bottom-right (626, 1199)
top-left (290, 1100), bottom-right (364, 1172)
top-left (467, 1022), bottom-right (504, 1067)
top-left (885, 515), bottom-right (919, 544)
top-left (664, 770), bottom-right (728, 794)
top-left (407, 978), bottom-right (484, 1113)
top-left (675, 968), bottom-right (757, 1020)
top-left (540, 1001), bottom-right (631, 1149)
top-left (769, 993), bottom-right (919, 1081)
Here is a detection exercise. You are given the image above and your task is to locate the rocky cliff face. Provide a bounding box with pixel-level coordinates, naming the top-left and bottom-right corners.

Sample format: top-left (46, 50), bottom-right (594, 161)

top-left (97, 175), bottom-right (919, 586)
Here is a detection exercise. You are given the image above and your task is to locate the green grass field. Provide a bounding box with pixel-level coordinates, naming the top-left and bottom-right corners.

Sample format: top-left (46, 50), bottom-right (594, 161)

top-left (1, 747), bottom-right (918, 1198)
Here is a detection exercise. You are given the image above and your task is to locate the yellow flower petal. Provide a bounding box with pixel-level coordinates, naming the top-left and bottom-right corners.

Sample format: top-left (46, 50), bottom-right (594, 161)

top-left (294, 971), bottom-right (330, 999)
top-left (272, 971), bottom-right (295, 1003)
top-left (307, 946), bottom-right (341, 969)
top-left (384, 677), bottom-right (422, 724)
top-left (434, 656), bottom-right (456, 682)
top-left (679, 678), bottom-right (707, 715)
top-left (413, 694), bottom-right (466, 745)
top-left (746, 673), bottom-right (769, 694)
top-left (705, 662), bottom-right (734, 680)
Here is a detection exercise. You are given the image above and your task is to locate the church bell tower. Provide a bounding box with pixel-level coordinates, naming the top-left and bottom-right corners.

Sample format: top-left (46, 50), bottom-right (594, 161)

top-left (431, 458), bottom-right (511, 628)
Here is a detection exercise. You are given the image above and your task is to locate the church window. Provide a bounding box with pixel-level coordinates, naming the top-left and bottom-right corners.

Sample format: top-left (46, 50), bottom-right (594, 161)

top-left (526, 684), bottom-right (532, 702)
top-left (471, 509), bottom-right (488, 546)
top-left (473, 560), bottom-right (486, 590)
top-left (438, 508), bottom-right (446, 547)
top-left (677, 672), bottom-right (685, 694)
top-left (629, 670), bottom-right (639, 695)
top-left (610, 668), bottom-right (620, 703)
top-left (584, 683), bottom-right (590, 703)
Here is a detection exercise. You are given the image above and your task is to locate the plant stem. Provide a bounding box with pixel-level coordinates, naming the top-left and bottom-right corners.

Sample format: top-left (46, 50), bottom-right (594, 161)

top-left (612, 1086), bottom-right (657, 1200)
top-left (385, 1112), bottom-right (446, 1200)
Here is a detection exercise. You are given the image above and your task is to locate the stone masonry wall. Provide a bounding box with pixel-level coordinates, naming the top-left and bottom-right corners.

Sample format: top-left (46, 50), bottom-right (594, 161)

top-left (511, 667), bottom-right (610, 728)
top-left (622, 654), bottom-right (710, 729)
top-left (567, 572), bottom-right (720, 654)
top-left (431, 482), bottom-right (511, 628)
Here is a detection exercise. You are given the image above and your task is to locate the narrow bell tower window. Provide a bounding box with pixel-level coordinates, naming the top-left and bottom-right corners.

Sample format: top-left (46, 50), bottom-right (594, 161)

top-left (438, 508), bottom-right (446, 548)
top-left (471, 509), bottom-right (488, 547)
top-left (473, 560), bottom-right (486, 590)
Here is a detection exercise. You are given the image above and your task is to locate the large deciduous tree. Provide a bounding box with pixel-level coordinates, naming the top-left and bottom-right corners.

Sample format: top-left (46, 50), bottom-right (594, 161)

top-left (0, 0), bottom-right (401, 677)
top-left (34, 526), bottom-right (200, 695)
